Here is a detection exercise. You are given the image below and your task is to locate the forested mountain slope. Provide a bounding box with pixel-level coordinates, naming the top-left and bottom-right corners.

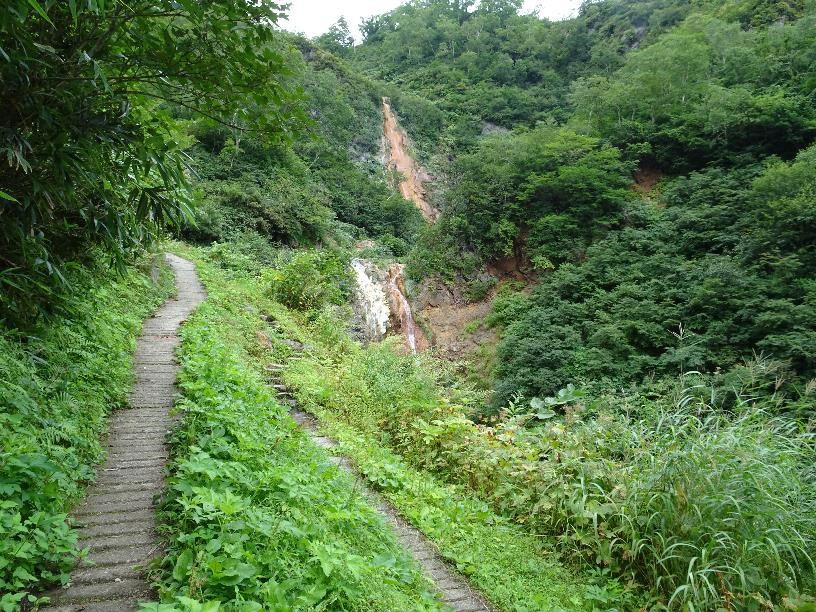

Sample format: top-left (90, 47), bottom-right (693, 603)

top-left (2, 0), bottom-right (815, 610)
top-left (182, 40), bottom-right (424, 258)
top-left (343, 3), bottom-right (816, 606)
top-left (346, 0), bottom-right (816, 409)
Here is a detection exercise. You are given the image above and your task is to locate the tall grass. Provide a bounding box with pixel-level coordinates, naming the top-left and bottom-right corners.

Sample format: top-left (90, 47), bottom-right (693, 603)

top-left (622, 407), bottom-right (816, 609)
top-left (286, 338), bottom-right (816, 609)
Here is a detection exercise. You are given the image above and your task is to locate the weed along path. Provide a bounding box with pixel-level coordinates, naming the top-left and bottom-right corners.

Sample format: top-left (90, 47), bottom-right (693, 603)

top-left (44, 254), bottom-right (205, 611)
top-left (268, 344), bottom-right (493, 612)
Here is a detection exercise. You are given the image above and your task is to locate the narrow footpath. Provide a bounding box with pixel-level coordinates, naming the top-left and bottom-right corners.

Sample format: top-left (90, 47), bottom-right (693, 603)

top-left (266, 342), bottom-right (493, 612)
top-left (44, 254), bottom-right (205, 611)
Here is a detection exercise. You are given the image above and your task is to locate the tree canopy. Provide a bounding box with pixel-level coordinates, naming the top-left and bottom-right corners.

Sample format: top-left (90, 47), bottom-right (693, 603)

top-left (0, 0), bottom-right (303, 322)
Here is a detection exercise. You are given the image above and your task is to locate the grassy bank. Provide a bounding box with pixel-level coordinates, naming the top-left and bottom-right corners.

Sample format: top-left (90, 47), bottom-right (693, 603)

top-left (160, 242), bottom-right (815, 610)
top-left (161, 244), bottom-right (588, 611)
top-left (0, 254), bottom-right (174, 608)
top-left (154, 249), bottom-right (442, 610)
top-left (309, 417), bottom-right (589, 611)
top-left (284, 334), bottom-right (816, 610)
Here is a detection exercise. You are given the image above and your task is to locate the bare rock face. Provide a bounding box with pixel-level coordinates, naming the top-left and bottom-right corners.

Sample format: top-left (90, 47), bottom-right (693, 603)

top-left (411, 270), bottom-right (510, 358)
top-left (385, 263), bottom-right (429, 353)
top-left (415, 278), bottom-right (467, 310)
top-left (418, 283), bottom-right (453, 309)
top-left (381, 97), bottom-right (440, 223)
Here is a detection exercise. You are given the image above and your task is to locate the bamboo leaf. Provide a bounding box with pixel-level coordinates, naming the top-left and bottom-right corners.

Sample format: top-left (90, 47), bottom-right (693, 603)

top-left (26, 0), bottom-right (54, 25)
top-left (0, 190), bottom-right (19, 203)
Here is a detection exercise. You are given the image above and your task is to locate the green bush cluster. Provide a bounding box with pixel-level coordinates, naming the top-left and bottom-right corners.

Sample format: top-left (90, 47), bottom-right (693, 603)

top-left (464, 278), bottom-right (497, 303)
top-left (493, 146), bottom-right (816, 406)
top-left (285, 339), bottom-right (816, 609)
top-left (0, 254), bottom-right (173, 608)
top-left (263, 250), bottom-right (352, 313)
top-left (353, 0), bottom-right (813, 160)
top-left (406, 126), bottom-right (633, 281)
top-left (353, 0), bottom-right (693, 132)
top-left (572, 12), bottom-right (816, 170)
top-left (156, 255), bottom-right (442, 610)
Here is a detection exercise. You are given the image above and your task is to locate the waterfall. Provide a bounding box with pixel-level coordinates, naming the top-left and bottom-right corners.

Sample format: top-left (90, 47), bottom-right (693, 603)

top-left (351, 258), bottom-right (423, 354)
top-left (351, 259), bottom-right (390, 341)
top-left (386, 263), bottom-right (418, 354)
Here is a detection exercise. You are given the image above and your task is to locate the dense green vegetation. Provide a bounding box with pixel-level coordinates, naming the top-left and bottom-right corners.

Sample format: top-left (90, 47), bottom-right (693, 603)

top-left (354, 0), bottom-right (815, 147)
top-left (164, 245), bottom-right (587, 611)
top-left (572, 11), bottom-right (816, 170)
top-left (351, 1), bottom-right (816, 608)
top-left (183, 40), bottom-right (424, 257)
top-left (354, 0), bottom-right (653, 130)
top-left (0, 0), bottom-right (310, 605)
top-left (154, 250), bottom-right (442, 610)
top-left (407, 126), bottom-right (634, 280)
top-left (0, 0), bottom-right (301, 323)
top-left (174, 240), bottom-right (815, 610)
top-left (367, 0), bottom-right (816, 410)
top-left (491, 147), bottom-right (816, 405)
top-left (279, 296), bottom-right (816, 609)
top-left (0, 255), bottom-right (172, 608)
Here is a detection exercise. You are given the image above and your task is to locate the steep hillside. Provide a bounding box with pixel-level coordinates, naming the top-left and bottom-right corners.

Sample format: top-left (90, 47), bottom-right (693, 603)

top-left (346, 0), bottom-right (816, 411)
top-left (3, 1), bottom-right (815, 610)
top-left (181, 38), bottom-right (424, 258)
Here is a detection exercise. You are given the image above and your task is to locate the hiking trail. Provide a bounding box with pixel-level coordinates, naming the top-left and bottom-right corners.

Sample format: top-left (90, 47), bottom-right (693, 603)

top-left (266, 339), bottom-right (492, 612)
top-left (44, 254), bottom-right (205, 611)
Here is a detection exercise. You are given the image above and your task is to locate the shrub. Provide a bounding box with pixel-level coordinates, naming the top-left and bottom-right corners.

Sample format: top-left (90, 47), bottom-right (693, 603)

top-left (0, 0), bottom-right (301, 322)
top-left (263, 250), bottom-right (352, 312)
top-left (286, 339), bottom-right (816, 609)
top-left (464, 278), bottom-right (497, 303)
top-left (492, 150), bottom-right (816, 405)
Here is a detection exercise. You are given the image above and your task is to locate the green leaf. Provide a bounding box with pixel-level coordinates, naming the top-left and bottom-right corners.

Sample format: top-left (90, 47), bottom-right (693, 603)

top-left (205, 538), bottom-right (221, 553)
top-left (32, 43), bottom-right (57, 54)
top-left (13, 565), bottom-right (38, 582)
top-left (172, 549), bottom-right (193, 582)
top-left (26, 0), bottom-right (54, 25)
top-left (0, 190), bottom-right (18, 203)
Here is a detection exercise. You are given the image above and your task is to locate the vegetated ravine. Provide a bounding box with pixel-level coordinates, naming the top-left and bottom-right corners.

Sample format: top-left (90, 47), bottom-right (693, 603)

top-left (3, 0), bottom-right (816, 610)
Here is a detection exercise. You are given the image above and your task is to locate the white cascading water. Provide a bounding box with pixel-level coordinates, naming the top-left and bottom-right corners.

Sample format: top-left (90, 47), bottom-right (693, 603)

top-left (351, 258), bottom-right (390, 341)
